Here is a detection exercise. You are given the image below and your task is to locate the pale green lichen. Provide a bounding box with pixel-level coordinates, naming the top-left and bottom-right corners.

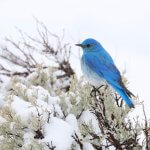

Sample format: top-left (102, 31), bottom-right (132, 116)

top-left (0, 66), bottom-right (144, 149)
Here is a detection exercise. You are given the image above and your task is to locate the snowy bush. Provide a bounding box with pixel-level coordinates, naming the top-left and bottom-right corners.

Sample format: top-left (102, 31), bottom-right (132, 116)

top-left (0, 21), bottom-right (149, 150)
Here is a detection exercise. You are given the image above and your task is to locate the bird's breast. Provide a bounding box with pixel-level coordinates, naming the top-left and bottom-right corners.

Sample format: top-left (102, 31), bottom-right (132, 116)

top-left (81, 58), bottom-right (105, 87)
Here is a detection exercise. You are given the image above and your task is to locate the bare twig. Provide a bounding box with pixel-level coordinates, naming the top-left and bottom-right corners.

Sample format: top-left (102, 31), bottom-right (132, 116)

top-left (142, 104), bottom-right (150, 150)
top-left (72, 132), bottom-right (83, 150)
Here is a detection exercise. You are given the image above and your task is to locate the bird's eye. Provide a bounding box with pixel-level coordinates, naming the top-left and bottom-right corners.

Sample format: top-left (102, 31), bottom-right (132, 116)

top-left (87, 44), bottom-right (91, 48)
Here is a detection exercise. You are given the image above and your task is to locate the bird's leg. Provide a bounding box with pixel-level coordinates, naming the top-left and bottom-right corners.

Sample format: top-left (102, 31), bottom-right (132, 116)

top-left (97, 85), bottom-right (104, 90)
top-left (90, 85), bottom-right (104, 97)
top-left (90, 86), bottom-right (97, 97)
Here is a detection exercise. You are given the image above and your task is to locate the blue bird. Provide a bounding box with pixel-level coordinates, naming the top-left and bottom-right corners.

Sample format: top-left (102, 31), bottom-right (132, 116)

top-left (76, 38), bottom-right (135, 108)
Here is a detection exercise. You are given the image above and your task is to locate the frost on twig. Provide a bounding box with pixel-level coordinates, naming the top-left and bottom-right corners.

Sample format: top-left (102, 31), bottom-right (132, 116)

top-left (0, 20), bottom-right (74, 91)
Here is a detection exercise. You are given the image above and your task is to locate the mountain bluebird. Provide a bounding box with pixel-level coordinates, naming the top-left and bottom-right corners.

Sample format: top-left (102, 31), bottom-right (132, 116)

top-left (76, 38), bottom-right (134, 108)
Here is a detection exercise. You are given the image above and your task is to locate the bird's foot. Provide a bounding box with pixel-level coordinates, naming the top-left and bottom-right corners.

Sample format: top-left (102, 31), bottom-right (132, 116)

top-left (90, 85), bottom-right (104, 97)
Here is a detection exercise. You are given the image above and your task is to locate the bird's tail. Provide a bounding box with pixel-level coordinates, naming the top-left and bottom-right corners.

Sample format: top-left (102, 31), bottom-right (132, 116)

top-left (113, 86), bottom-right (135, 108)
top-left (120, 81), bottom-right (135, 98)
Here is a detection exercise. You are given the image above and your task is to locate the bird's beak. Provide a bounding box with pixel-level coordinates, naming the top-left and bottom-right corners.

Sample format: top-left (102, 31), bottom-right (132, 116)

top-left (75, 44), bottom-right (84, 48)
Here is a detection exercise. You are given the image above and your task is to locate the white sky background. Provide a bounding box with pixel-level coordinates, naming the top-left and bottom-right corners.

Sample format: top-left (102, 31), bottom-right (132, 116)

top-left (0, 0), bottom-right (150, 116)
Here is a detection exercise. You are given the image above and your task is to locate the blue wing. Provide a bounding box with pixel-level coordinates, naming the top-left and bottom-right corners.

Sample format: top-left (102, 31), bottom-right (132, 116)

top-left (82, 52), bottom-right (122, 89)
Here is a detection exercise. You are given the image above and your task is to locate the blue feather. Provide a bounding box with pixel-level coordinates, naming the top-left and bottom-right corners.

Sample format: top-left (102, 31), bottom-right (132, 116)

top-left (113, 86), bottom-right (135, 108)
top-left (77, 38), bottom-right (135, 108)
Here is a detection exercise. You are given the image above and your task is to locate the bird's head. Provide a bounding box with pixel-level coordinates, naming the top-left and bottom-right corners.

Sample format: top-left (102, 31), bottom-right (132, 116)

top-left (75, 38), bottom-right (101, 52)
